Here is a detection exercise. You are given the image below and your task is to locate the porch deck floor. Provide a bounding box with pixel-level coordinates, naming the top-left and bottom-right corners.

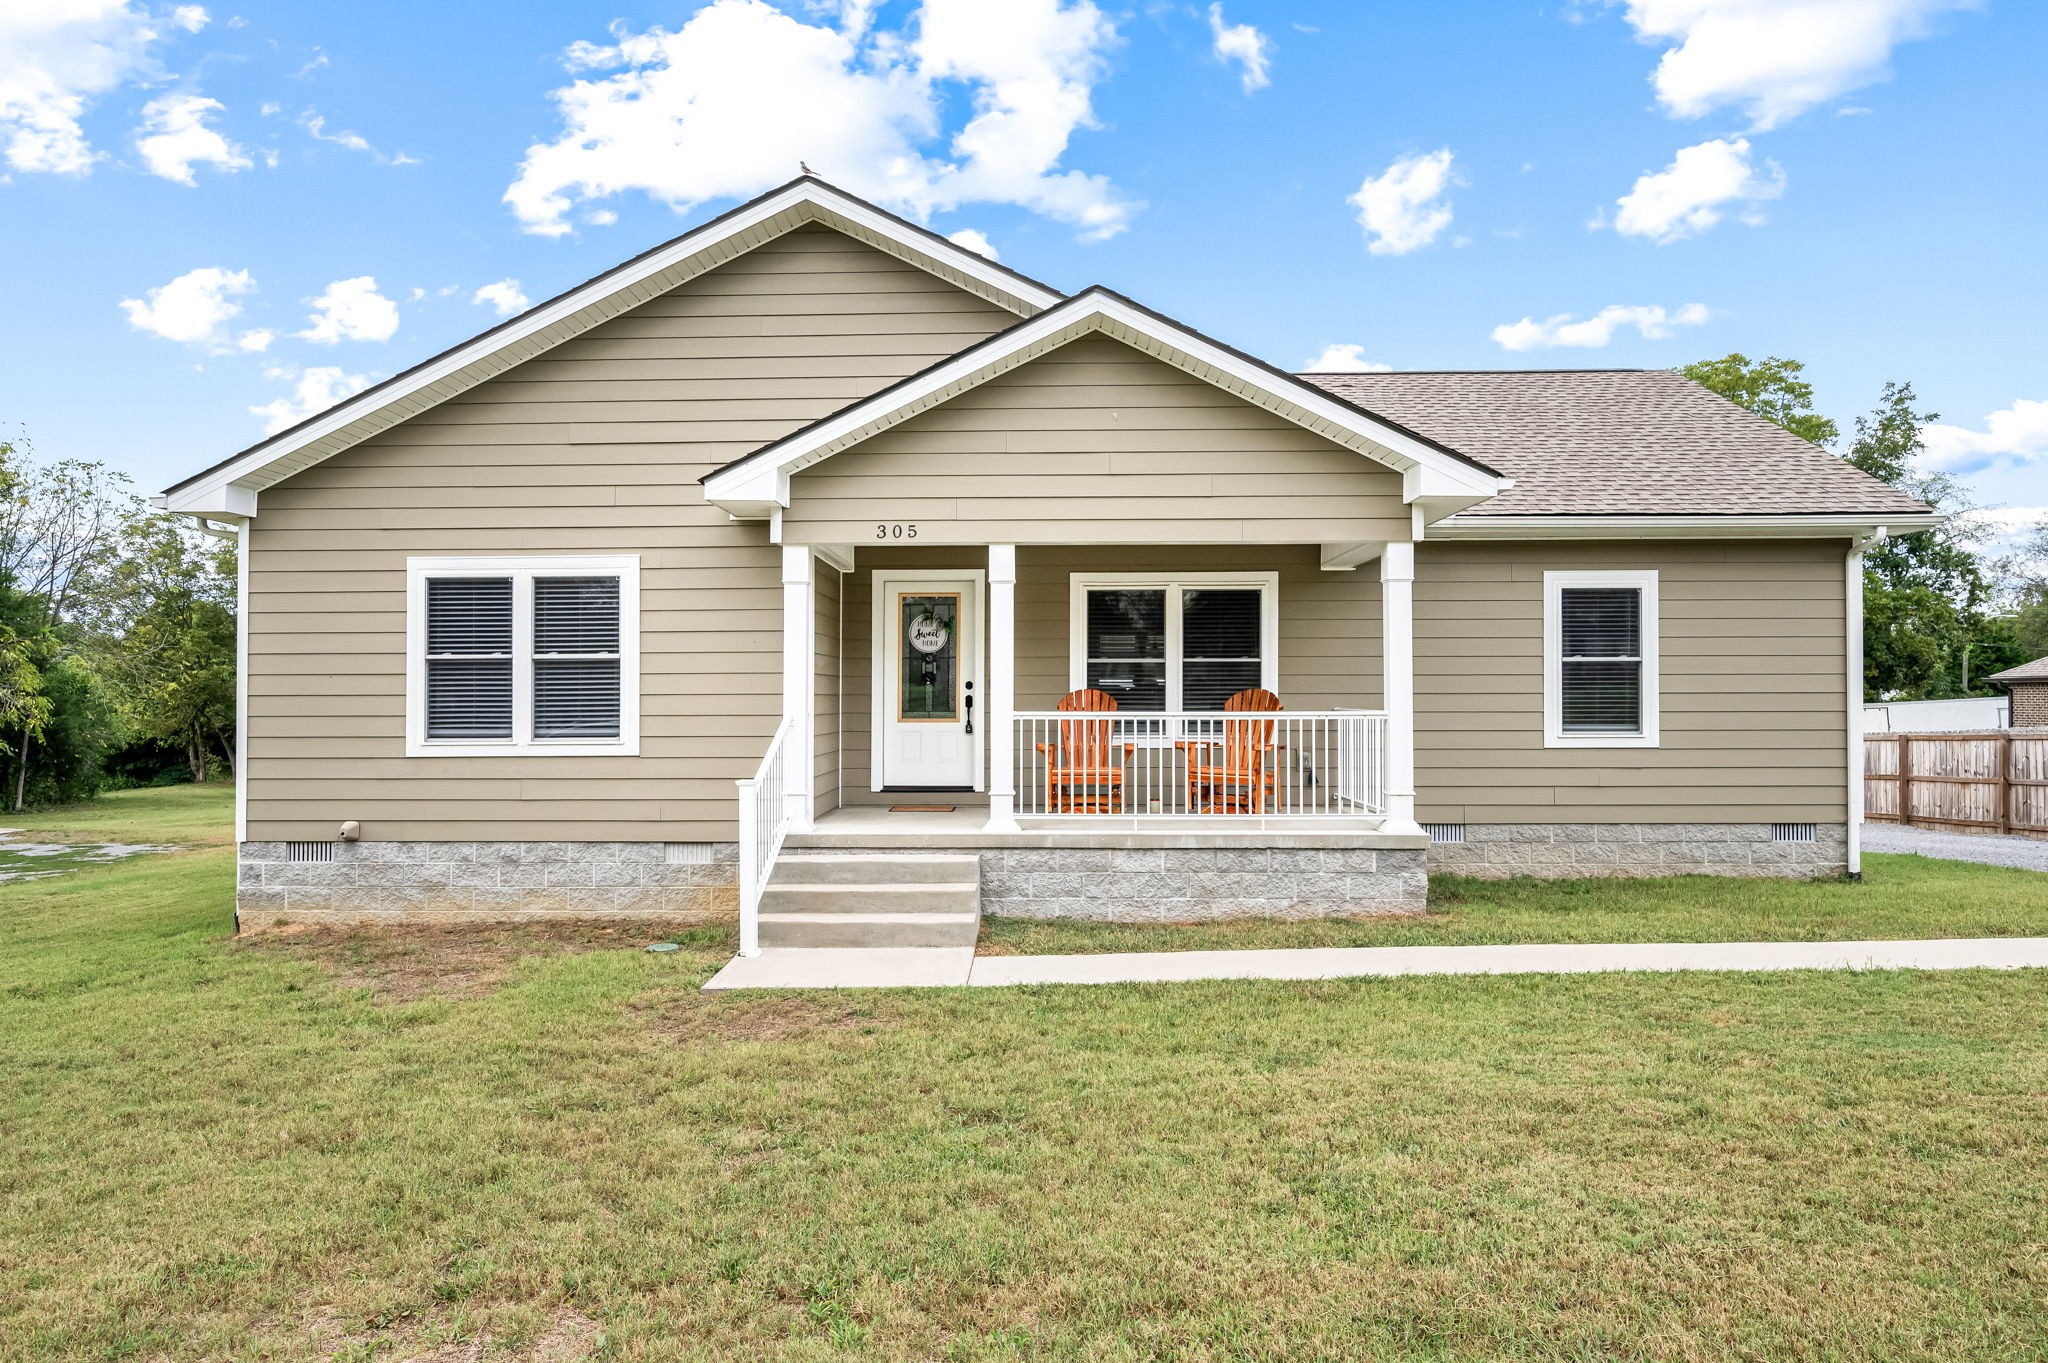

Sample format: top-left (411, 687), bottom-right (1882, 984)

top-left (702, 937), bottom-right (2048, 991)
top-left (792, 805), bottom-right (1418, 849)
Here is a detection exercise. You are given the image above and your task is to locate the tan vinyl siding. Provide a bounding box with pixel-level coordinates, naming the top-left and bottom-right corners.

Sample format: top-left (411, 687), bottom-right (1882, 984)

top-left (1415, 539), bottom-right (1850, 824)
top-left (838, 545), bottom-right (1382, 799)
top-left (781, 336), bottom-right (1410, 546)
top-left (245, 223), bottom-right (1018, 842)
top-left (814, 562), bottom-right (841, 819)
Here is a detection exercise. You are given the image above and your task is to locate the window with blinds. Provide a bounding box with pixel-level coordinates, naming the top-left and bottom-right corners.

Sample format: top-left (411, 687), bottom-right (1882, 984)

top-left (408, 556), bottom-right (638, 755)
top-left (1077, 577), bottom-right (1273, 711)
top-left (1545, 570), bottom-right (1658, 747)
top-left (1558, 586), bottom-right (1642, 734)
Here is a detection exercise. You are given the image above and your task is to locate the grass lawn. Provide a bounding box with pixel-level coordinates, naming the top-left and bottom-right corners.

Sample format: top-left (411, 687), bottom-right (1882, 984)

top-left (5, 786), bottom-right (2048, 1361)
top-left (978, 854), bottom-right (2048, 955)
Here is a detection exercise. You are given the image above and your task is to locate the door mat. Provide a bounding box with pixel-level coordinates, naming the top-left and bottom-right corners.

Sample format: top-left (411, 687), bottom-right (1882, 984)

top-left (890, 804), bottom-right (956, 813)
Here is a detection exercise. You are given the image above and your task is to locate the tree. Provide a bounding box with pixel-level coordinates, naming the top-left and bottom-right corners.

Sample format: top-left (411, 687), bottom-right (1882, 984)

top-left (85, 512), bottom-right (237, 782)
top-left (1679, 354), bottom-right (1841, 447)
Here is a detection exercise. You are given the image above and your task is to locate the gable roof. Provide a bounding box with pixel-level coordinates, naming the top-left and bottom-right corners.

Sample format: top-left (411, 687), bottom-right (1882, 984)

top-left (1987, 656), bottom-right (2048, 685)
top-left (1298, 368), bottom-right (1934, 520)
top-left (159, 176), bottom-right (1064, 517)
top-left (700, 286), bottom-right (1511, 520)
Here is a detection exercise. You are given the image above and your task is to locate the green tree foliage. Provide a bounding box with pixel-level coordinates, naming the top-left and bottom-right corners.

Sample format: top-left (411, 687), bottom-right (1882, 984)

top-left (85, 514), bottom-right (238, 783)
top-left (1679, 354), bottom-right (1841, 447)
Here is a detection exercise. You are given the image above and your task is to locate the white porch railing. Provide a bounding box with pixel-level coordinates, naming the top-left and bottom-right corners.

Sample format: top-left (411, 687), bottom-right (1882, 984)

top-left (735, 717), bottom-right (793, 957)
top-left (1014, 709), bottom-right (1387, 820)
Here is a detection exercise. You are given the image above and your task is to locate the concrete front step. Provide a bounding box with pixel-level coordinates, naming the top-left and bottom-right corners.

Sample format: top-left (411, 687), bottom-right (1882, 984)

top-left (757, 911), bottom-right (981, 949)
top-left (773, 852), bottom-right (981, 885)
top-left (758, 882), bottom-right (979, 916)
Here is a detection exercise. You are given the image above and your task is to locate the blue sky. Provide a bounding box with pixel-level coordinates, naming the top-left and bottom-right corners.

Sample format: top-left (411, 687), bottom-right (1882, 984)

top-left (1, 0), bottom-right (2042, 536)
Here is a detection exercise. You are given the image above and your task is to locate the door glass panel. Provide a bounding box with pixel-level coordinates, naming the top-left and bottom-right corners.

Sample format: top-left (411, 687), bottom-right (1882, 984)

top-left (899, 594), bottom-right (960, 721)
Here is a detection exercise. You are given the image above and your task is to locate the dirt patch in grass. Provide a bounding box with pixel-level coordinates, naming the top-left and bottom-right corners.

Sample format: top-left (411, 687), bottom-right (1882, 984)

top-left (301, 1305), bottom-right (602, 1361)
top-left (239, 919), bottom-right (727, 1003)
top-left (642, 990), bottom-right (898, 1043)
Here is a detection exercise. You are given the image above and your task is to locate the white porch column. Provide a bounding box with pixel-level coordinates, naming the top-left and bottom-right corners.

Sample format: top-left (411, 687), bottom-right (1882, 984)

top-left (1380, 541), bottom-right (1421, 833)
top-left (781, 545), bottom-right (815, 833)
top-left (985, 544), bottom-right (1020, 832)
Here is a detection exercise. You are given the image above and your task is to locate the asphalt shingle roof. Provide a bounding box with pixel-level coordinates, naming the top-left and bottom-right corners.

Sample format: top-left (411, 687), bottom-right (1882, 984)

top-left (1987, 656), bottom-right (2048, 684)
top-left (1296, 368), bottom-right (1934, 517)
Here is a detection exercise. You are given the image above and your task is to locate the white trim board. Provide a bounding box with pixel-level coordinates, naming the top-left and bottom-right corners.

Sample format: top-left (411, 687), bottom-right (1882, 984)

top-left (160, 179), bottom-right (1061, 520)
top-left (404, 554), bottom-right (642, 758)
top-left (702, 289), bottom-right (1511, 521)
top-left (1431, 514), bottom-right (1939, 540)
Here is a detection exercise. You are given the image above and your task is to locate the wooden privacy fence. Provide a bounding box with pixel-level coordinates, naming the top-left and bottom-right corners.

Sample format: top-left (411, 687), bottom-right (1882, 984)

top-left (1864, 731), bottom-right (2048, 839)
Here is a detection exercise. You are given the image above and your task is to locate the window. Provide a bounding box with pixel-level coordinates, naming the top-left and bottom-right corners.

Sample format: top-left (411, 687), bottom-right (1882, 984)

top-left (1070, 573), bottom-right (1278, 712)
top-left (1544, 570), bottom-right (1658, 748)
top-left (406, 556), bottom-right (639, 756)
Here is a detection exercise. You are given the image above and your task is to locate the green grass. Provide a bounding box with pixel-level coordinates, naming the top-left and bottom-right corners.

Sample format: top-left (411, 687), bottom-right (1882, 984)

top-left (979, 855), bottom-right (2048, 955)
top-left (6, 785), bottom-right (2048, 1360)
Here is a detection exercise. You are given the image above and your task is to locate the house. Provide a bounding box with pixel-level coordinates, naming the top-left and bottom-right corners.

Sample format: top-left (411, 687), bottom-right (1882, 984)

top-left (159, 178), bottom-right (1936, 952)
top-left (1987, 657), bottom-right (2048, 728)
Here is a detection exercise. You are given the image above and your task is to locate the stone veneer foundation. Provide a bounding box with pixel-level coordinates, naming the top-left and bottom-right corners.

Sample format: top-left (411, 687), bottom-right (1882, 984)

top-left (1425, 823), bottom-right (1849, 879)
top-left (236, 840), bottom-right (738, 925)
top-left (975, 846), bottom-right (1430, 921)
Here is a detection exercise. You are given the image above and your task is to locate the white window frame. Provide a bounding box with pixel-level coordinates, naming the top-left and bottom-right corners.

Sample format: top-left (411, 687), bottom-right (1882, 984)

top-left (1068, 571), bottom-right (1280, 713)
top-left (406, 554), bottom-right (641, 758)
top-left (1544, 569), bottom-right (1659, 749)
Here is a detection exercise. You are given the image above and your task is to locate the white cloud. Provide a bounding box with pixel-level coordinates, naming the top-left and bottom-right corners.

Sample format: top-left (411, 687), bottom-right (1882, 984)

top-left (1610, 136), bottom-right (1784, 243)
top-left (170, 6), bottom-right (209, 32)
top-left (118, 266), bottom-right (254, 350)
top-left (1918, 399), bottom-right (2048, 474)
top-left (301, 109), bottom-right (417, 165)
top-left (1302, 343), bottom-right (1392, 373)
top-left (1207, 3), bottom-right (1271, 93)
top-left (946, 227), bottom-right (998, 260)
top-left (1348, 148), bottom-right (1460, 256)
top-left (1491, 302), bottom-right (1711, 351)
top-left (1608, 0), bottom-right (1975, 130)
top-left (235, 327), bottom-right (272, 352)
top-left (1957, 505), bottom-right (2048, 558)
top-left (297, 276), bottom-right (400, 344)
top-left (250, 365), bottom-right (372, 436)
top-left (504, 0), bottom-right (1137, 243)
top-left (0, 0), bottom-right (193, 175)
top-left (134, 93), bottom-right (250, 184)
top-left (472, 278), bottom-right (530, 316)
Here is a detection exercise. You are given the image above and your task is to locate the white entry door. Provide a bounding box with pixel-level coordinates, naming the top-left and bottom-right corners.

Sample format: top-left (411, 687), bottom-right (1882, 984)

top-left (874, 572), bottom-right (983, 790)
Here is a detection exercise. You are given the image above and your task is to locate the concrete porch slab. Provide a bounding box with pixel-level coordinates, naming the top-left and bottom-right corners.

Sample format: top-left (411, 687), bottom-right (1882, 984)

top-left (702, 947), bottom-right (975, 990)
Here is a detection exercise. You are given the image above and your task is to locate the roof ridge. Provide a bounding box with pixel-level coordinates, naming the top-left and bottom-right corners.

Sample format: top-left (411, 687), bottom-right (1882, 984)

top-left (1297, 367), bottom-right (1657, 376)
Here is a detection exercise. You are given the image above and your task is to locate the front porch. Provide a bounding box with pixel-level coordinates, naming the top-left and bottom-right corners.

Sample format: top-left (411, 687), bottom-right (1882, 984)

top-left (735, 538), bottom-right (1427, 954)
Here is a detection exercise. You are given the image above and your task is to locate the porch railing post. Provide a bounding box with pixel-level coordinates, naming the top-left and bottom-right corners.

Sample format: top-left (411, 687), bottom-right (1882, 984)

top-left (781, 545), bottom-right (814, 834)
top-left (1380, 541), bottom-right (1421, 833)
top-left (985, 544), bottom-right (1020, 832)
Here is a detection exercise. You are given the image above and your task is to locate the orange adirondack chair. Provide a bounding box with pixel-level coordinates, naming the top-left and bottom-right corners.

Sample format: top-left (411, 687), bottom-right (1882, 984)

top-left (1177, 688), bottom-right (1284, 814)
top-left (1036, 688), bottom-right (1133, 814)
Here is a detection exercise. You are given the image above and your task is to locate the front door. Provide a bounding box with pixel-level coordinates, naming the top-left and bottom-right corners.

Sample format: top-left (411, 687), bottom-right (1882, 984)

top-left (875, 573), bottom-right (982, 789)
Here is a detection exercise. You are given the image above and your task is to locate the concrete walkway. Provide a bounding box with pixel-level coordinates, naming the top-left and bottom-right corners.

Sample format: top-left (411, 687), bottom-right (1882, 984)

top-left (701, 936), bottom-right (2048, 991)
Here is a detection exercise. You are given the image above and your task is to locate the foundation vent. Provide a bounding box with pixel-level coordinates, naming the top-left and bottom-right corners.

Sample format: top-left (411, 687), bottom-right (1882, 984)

top-left (1771, 823), bottom-right (1817, 844)
top-left (665, 842), bottom-right (714, 866)
top-left (1421, 823), bottom-right (1467, 845)
top-left (284, 841), bottom-right (335, 863)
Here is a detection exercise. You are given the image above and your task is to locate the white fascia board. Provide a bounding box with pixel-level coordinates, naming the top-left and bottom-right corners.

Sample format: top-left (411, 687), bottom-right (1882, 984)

top-left (162, 180), bottom-right (1062, 517)
top-left (1430, 513), bottom-right (1940, 540)
top-left (164, 483), bottom-right (258, 519)
top-left (703, 293), bottom-right (1509, 514)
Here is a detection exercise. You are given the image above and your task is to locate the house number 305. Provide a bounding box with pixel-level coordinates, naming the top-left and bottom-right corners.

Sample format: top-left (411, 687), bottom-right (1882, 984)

top-left (875, 523), bottom-right (918, 539)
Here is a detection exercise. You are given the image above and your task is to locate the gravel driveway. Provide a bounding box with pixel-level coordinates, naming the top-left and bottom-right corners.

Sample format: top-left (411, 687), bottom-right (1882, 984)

top-left (1863, 822), bottom-right (2048, 873)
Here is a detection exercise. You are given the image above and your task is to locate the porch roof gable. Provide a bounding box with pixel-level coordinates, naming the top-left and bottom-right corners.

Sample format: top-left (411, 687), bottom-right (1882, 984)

top-left (700, 288), bottom-right (1513, 521)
